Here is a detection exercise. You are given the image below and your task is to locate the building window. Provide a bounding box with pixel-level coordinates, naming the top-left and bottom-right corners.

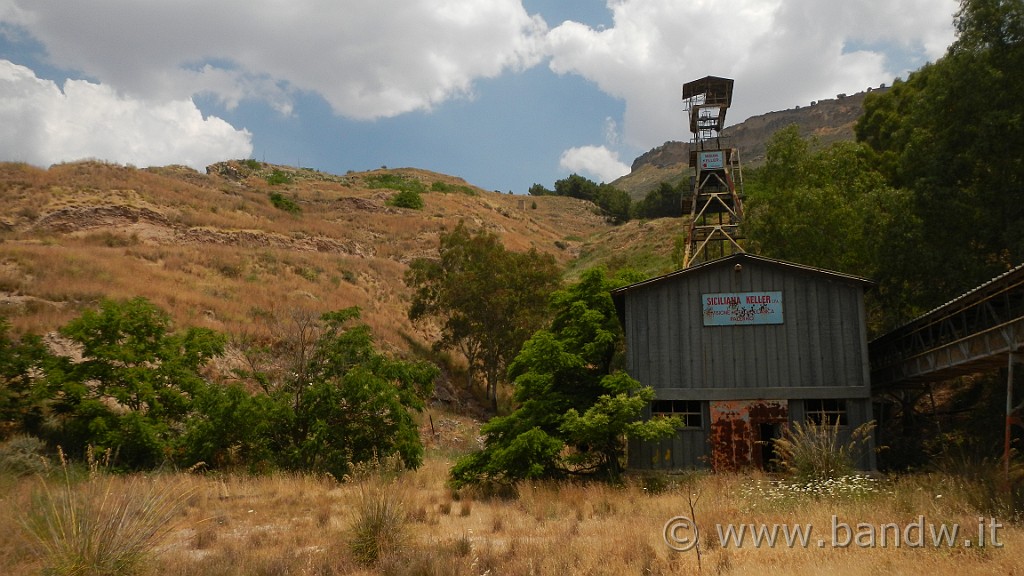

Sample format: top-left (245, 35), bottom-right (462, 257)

top-left (805, 399), bottom-right (847, 426)
top-left (651, 400), bottom-right (703, 428)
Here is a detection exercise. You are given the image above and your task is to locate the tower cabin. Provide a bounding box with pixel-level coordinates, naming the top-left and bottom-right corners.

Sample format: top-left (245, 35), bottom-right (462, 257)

top-left (611, 253), bottom-right (876, 471)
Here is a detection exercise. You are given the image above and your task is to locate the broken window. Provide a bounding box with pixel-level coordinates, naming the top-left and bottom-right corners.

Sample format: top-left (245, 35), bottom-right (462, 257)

top-left (651, 400), bottom-right (704, 428)
top-left (804, 399), bottom-right (848, 426)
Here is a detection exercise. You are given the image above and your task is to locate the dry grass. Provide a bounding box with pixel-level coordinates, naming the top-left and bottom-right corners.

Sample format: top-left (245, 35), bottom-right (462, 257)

top-left (0, 160), bottom-right (612, 358)
top-left (1, 451), bottom-right (1020, 576)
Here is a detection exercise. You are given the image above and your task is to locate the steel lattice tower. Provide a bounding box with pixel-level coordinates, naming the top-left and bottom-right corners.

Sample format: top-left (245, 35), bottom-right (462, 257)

top-left (681, 76), bottom-right (745, 267)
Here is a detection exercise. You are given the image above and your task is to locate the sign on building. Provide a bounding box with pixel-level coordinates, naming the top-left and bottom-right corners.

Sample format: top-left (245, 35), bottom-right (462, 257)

top-left (702, 291), bottom-right (783, 325)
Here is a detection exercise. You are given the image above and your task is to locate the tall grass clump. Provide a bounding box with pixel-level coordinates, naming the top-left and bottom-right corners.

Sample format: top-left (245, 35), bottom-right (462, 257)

top-left (21, 448), bottom-right (192, 576)
top-left (772, 420), bottom-right (874, 481)
top-left (345, 454), bottom-right (409, 566)
top-left (0, 435), bottom-right (51, 477)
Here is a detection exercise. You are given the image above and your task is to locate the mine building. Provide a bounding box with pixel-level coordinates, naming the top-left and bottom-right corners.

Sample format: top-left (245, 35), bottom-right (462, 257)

top-left (612, 252), bottom-right (877, 471)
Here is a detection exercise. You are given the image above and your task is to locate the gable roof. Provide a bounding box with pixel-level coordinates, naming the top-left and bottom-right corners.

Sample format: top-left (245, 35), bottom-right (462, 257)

top-left (610, 253), bottom-right (874, 323)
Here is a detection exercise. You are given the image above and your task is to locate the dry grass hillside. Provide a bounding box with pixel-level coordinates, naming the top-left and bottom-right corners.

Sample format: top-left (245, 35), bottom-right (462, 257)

top-left (0, 160), bottom-right (616, 357)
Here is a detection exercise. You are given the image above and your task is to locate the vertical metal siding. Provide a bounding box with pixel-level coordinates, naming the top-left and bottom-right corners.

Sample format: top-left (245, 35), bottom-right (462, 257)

top-left (624, 261), bottom-right (870, 392)
top-left (622, 259), bottom-right (874, 471)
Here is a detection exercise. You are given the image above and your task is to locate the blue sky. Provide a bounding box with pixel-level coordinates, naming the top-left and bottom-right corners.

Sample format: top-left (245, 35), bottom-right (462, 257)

top-left (0, 0), bottom-right (956, 194)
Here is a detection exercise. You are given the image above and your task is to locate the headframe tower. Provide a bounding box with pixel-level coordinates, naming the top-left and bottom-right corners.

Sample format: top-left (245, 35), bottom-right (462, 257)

top-left (681, 76), bottom-right (745, 267)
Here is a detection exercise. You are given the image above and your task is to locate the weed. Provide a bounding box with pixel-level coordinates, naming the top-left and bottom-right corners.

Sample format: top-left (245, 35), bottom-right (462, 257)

top-left (347, 482), bottom-right (406, 565)
top-left (345, 455), bottom-right (409, 566)
top-left (772, 420), bottom-right (875, 482)
top-left (21, 449), bottom-right (192, 576)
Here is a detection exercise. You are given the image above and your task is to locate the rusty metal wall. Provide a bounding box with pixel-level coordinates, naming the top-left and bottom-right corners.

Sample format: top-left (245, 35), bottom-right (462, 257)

top-left (708, 399), bottom-right (788, 471)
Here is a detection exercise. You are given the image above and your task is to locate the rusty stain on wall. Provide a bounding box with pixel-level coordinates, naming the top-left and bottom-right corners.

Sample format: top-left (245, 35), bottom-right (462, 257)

top-left (709, 399), bottom-right (788, 471)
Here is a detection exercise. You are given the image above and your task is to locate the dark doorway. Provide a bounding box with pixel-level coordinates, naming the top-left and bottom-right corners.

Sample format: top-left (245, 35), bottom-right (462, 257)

top-left (758, 422), bottom-right (783, 471)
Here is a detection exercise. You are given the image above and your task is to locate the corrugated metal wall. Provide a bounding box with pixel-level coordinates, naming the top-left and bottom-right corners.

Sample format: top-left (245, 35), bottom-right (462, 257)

top-left (619, 255), bottom-right (875, 470)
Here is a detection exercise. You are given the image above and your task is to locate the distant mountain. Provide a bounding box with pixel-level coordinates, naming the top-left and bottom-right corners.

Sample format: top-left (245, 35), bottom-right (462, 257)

top-left (612, 85), bottom-right (888, 200)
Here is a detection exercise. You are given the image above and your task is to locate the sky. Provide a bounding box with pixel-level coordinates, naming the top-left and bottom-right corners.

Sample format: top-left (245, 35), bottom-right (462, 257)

top-left (0, 0), bottom-right (958, 194)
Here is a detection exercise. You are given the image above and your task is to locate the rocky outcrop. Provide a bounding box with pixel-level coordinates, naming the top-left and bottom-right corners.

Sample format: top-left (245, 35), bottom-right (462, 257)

top-left (33, 205), bottom-right (170, 233)
top-left (619, 86), bottom-right (889, 197)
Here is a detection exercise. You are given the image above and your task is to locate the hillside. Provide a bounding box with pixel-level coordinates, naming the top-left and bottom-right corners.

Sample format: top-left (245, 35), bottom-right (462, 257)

top-left (0, 160), bottom-right (612, 361)
top-left (0, 87), bottom-right (878, 383)
top-left (611, 86), bottom-right (885, 200)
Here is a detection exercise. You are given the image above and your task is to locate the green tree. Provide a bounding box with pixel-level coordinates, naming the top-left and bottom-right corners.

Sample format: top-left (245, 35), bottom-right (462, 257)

top-left (450, 268), bottom-right (678, 487)
top-left (277, 308), bottom-right (436, 477)
top-left (528, 183), bottom-right (553, 196)
top-left (633, 181), bottom-right (683, 219)
top-left (0, 318), bottom-right (52, 440)
top-left (857, 0), bottom-right (1024, 308)
top-left (744, 126), bottom-right (917, 332)
top-left (406, 221), bottom-right (561, 411)
top-left (595, 183), bottom-right (632, 224)
top-left (191, 307), bottom-right (437, 478)
top-left (43, 298), bottom-right (225, 468)
top-left (554, 173), bottom-right (599, 202)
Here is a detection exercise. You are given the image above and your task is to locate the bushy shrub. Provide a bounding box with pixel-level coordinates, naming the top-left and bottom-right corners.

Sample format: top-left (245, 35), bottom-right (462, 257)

top-left (430, 181), bottom-right (477, 195)
top-left (0, 435), bottom-right (49, 476)
top-left (387, 189), bottom-right (424, 209)
top-left (364, 173), bottom-right (425, 194)
top-left (772, 420), bottom-right (875, 481)
top-left (265, 169), bottom-right (293, 185)
top-left (269, 191), bottom-right (301, 214)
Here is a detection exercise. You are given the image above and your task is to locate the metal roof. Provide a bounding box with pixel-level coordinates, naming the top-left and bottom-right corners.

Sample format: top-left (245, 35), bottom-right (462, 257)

top-left (681, 76), bottom-right (734, 104)
top-left (611, 253), bottom-right (873, 299)
top-left (869, 261), bottom-right (1024, 345)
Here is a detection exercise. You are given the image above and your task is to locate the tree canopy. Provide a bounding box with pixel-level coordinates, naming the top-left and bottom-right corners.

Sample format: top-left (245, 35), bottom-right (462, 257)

top-left (405, 221), bottom-right (561, 410)
top-left (450, 268), bottom-right (679, 487)
top-left (856, 0), bottom-right (1024, 308)
top-left (530, 174), bottom-right (633, 224)
top-left (1, 299), bottom-right (436, 477)
top-left (742, 127), bottom-right (918, 332)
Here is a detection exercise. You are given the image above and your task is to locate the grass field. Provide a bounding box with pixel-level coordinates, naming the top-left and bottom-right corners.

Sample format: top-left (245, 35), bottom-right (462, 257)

top-left (1, 449), bottom-right (1020, 576)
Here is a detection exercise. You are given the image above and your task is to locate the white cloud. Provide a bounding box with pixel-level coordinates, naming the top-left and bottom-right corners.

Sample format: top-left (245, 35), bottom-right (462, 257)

top-left (1, 0), bottom-right (548, 120)
top-left (0, 0), bottom-right (959, 177)
top-left (0, 60), bottom-right (252, 169)
top-left (546, 0), bottom-right (957, 152)
top-left (559, 145), bottom-right (630, 183)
